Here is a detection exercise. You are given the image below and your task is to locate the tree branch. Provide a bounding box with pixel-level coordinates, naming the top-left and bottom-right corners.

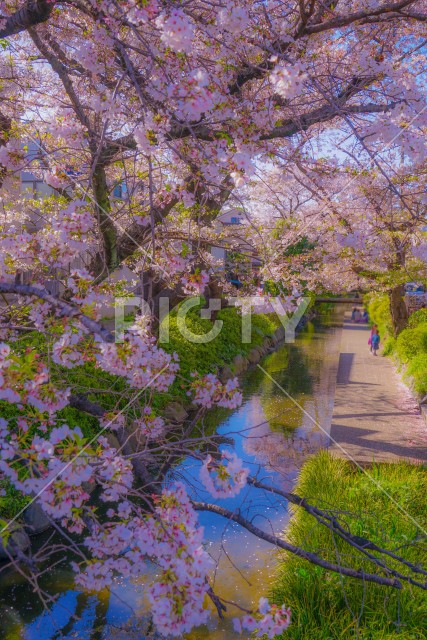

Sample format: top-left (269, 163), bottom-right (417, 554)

top-left (247, 477), bottom-right (427, 586)
top-left (193, 501), bottom-right (402, 588)
top-left (0, 282), bottom-right (115, 342)
top-left (28, 26), bottom-right (91, 132)
top-left (262, 97), bottom-right (397, 141)
top-left (0, 0), bottom-right (55, 38)
top-left (304, 0), bottom-right (418, 34)
top-left (69, 393), bottom-right (158, 487)
top-left (192, 501), bottom-right (423, 590)
top-left (0, 110), bottom-right (11, 187)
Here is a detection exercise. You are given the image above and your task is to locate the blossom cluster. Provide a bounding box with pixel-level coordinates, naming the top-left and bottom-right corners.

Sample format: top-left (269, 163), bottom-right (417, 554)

top-left (75, 483), bottom-right (212, 636)
top-left (217, 5), bottom-right (250, 33)
top-left (132, 406), bottom-right (166, 440)
top-left (0, 228), bottom-right (32, 278)
top-left (65, 270), bottom-right (116, 320)
top-left (269, 61), bottom-right (307, 100)
top-left (28, 302), bottom-right (52, 331)
top-left (233, 598), bottom-right (291, 638)
top-left (0, 200), bottom-right (94, 277)
top-left (0, 422), bottom-right (133, 532)
top-left (52, 327), bottom-right (86, 368)
top-left (96, 319), bottom-right (179, 391)
top-left (156, 9), bottom-right (194, 53)
top-left (230, 151), bottom-right (255, 187)
top-left (133, 111), bottom-right (165, 154)
top-left (190, 373), bottom-right (243, 409)
top-left (96, 435), bottom-right (134, 502)
top-left (37, 201), bottom-right (95, 268)
top-left (200, 451), bottom-right (249, 499)
top-left (169, 68), bottom-right (217, 121)
top-left (0, 343), bottom-right (69, 419)
top-left (181, 269), bottom-right (210, 295)
top-left (151, 246), bottom-right (191, 282)
top-left (99, 411), bottom-right (126, 432)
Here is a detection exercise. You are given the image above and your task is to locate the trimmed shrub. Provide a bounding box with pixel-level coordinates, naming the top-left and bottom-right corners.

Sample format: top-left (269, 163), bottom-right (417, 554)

top-left (405, 352), bottom-right (427, 396)
top-left (368, 294), bottom-right (427, 397)
top-left (408, 308), bottom-right (427, 328)
top-left (367, 294), bottom-right (392, 335)
top-left (395, 323), bottom-right (427, 364)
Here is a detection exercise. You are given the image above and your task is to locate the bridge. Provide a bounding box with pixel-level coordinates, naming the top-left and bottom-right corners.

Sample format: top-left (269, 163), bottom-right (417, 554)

top-left (315, 297), bottom-right (363, 304)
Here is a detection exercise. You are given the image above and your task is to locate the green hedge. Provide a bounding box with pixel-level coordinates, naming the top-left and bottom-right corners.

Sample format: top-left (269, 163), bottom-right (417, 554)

top-left (408, 308), bottom-right (427, 328)
top-left (395, 324), bottom-right (427, 364)
top-left (271, 451), bottom-right (427, 639)
top-left (162, 303), bottom-right (280, 376)
top-left (405, 353), bottom-right (427, 396)
top-left (155, 303), bottom-right (281, 405)
top-left (367, 294), bottom-right (427, 396)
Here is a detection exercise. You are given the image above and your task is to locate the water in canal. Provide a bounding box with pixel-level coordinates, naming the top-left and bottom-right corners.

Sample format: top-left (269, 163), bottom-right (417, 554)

top-left (0, 306), bottom-right (344, 640)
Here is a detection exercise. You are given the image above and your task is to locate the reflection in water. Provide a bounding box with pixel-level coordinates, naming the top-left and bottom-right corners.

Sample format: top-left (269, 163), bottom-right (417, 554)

top-left (0, 307), bottom-right (344, 640)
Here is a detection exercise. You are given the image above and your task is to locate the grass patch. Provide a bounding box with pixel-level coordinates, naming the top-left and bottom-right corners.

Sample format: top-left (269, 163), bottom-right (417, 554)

top-left (164, 303), bottom-right (280, 374)
top-left (271, 451), bottom-right (427, 639)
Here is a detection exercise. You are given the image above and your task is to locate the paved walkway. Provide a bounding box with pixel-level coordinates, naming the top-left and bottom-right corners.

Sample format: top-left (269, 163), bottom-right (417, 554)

top-left (329, 312), bottom-right (427, 465)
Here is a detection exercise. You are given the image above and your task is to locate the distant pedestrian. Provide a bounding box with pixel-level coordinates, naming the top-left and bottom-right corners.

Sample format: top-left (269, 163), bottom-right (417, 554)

top-left (362, 309), bottom-right (369, 323)
top-left (368, 323), bottom-right (378, 353)
top-left (351, 307), bottom-right (362, 322)
top-left (371, 329), bottom-right (380, 356)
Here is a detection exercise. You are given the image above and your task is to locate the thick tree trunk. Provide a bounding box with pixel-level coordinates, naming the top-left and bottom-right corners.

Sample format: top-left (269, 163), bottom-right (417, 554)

top-left (389, 285), bottom-right (408, 336)
top-left (0, 111), bottom-right (11, 187)
top-left (92, 165), bottom-right (118, 276)
top-left (0, 0), bottom-right (54, 39)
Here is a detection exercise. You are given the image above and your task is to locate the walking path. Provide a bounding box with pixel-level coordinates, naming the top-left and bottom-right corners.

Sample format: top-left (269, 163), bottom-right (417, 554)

top-left (329, 312), bottom-right (427, 465)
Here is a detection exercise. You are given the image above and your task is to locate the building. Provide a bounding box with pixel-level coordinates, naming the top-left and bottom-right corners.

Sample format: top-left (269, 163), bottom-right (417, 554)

top-left (210, 208), bottom-right (261, 286)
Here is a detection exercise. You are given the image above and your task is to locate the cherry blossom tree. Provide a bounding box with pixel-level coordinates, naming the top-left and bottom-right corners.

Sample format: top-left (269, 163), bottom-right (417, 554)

top-left (246, 159), bottom-right (427, 334)
top-left (0, 0), bottom-right (426, 636)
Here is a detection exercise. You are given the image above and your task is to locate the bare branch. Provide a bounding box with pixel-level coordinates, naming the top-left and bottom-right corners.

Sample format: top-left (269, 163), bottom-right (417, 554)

top-left (192, 501), bottom-right (420, 590)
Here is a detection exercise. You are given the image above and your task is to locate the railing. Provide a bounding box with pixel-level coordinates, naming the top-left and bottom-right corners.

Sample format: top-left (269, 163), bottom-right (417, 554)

top-left (315, 297), bottom-right (362, 303)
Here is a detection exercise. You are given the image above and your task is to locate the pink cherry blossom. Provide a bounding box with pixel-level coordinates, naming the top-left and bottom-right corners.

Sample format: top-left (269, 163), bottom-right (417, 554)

top-left (191, 374), bottom-right (243, 409)
top-left (200, 450), bottom-right (249, 498)
top-left (233, 598), bottom-right (291, 638)
top-left (269, 61), bottom-right (307, 100)
top-left (156, 9), bottom-right (194, 53)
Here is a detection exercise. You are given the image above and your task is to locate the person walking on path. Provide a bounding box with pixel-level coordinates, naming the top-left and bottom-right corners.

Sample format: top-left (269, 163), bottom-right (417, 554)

top-left (352, 307), bottom-right (361, 322)
top-left (371, 329), bottom-right (380, 356)
top-left (368, 323), bottom-right (378, 353)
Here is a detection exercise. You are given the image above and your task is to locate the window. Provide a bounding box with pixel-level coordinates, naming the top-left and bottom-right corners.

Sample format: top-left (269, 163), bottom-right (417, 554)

top-left (21, 179), bottom-right (53, 199)
top-left (230, 216), bottom-right (241, 224)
